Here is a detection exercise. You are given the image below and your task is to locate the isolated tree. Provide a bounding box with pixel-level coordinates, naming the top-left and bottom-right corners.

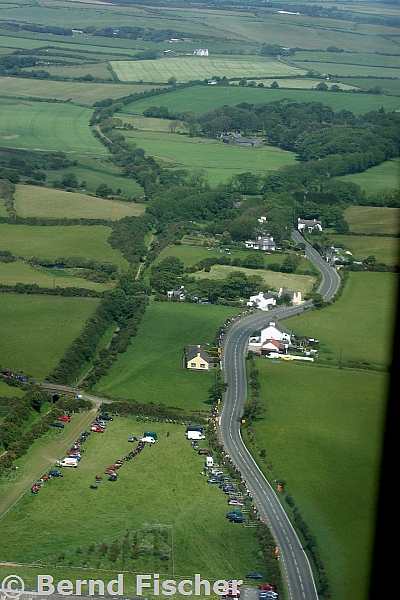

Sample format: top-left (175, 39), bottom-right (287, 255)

top-left (270, 81), bottom-right (279, 89)
top-left (96, 183), bottom-right (113, 198)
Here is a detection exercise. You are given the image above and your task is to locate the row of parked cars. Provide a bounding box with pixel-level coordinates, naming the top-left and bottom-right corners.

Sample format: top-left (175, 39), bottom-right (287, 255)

top-left (1, 369), bottom-right (27, 382)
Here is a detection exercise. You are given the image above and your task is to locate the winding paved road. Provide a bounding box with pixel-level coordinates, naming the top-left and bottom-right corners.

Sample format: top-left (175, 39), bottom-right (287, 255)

top-left (219, 232), bottom-right (340, 600)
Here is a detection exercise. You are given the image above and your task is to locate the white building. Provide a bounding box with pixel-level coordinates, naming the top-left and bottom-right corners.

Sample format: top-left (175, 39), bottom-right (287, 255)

top-left (297, 218), bottom-right (322, 233)
top-left (247, 292), bottom-right (276, 311)
top-left (194, 49), bottom-right (209, 56)
top-left (245, 236), bottom-right (276, 251)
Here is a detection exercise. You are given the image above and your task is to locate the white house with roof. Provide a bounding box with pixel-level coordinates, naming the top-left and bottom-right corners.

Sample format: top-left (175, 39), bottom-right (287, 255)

top-left (297, 218), bottom-right (322, 233)
top-left (277, 288), bottom-right (303, 306)
top-left (247, 317), bottom-right (292, 353)
top-left (245, 236), bottom-right (276, 251)
top-left (247, 291), bottom-right (276, 310)
top-left (194, 48), bottom-right (209, 56)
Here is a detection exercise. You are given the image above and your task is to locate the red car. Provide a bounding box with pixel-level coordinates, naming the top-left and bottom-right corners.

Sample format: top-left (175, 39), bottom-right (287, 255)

top-left (91, 425), bottom-right (104, 433)
top-left (57, 416), bottom-right (71, 422)
top-left (198, 449), bottom-right (213, 456)
top-left (259, 585), bottom-right (275, 591)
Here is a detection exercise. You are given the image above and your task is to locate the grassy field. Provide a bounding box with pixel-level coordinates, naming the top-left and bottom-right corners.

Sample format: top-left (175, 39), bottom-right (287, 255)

top-left (122, 132), bottom-right (296, 179)
top-left (0, 381), bottom-right (26, 398)
top-left (338, 158), bottom-right (400, 194)
top-left (0, 416), bottom-right (267, 586)
top-left (327, 234), bottom-right (400, 266)
top-left (14, 185), bottom-right (146, 220)
top-left (0, 77), bottom-right (157, 104)
top-left (0, 294), bottom-right (100, 379)
top-left (0, 224), bottom-right (130, 270)
top-left (111, 57), bottom-right (306, 83)
top-left (42, 166), bottom-right (144, 198)
top-left (284, 272), bottom-right (398, 366)
top-left (94, 302), bottom-right (238, 410)
top-left (344, 207), bottom-right (400, 235)
top-left (123, 85), bottom-right (400, 116)
top-left (291, 61), bottom-right (400, 79)
top-left (248, 363), bottom-right (387, 600)
top-left (0, 100), bottom-right (105, 154)
top-left (0, 262), bottom-right (111, 291)
top-left (292, 51), bottom-right (400, 68)
top-left (194, 264), bottom-right (315, 295)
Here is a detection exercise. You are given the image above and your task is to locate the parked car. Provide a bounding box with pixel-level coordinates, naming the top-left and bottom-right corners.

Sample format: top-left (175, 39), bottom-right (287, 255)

top-left (259, 585), bottom-right (275, 591)
top-left (228, 499), bottom-right (244, 506)
top-left (48, 470), bottom-right (63, 477)
top-left (207, 478), bottom-right (222, 484)
top-left (57, 416), bottom-right (71, 422)
top-left (94, 420), bottom-right (106, 428)
top-left (50, 422), bottom-right (64, 428)
top-left (259, 592), bottom-right (278, 600)
top-left (246, 573), bottom-right (263, 580)
top-left (229, 515), bottom-right (245, 523)
top-left (128, 436), bottom-right (137, 442)
top-left (198, 449), bottom-right (213, 455)
top-left (140, 436), bottom-right (156, 444)
top-left (91, 425), bottom-right (104, 433)
top-left (109, 473), bottom-right (118, 481)
top-left (100, 413), bottom-right (113, 421)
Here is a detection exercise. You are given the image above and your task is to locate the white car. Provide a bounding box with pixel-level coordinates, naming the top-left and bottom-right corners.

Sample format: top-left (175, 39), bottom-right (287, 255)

top-left (140, 436), bottom-right (156, 444)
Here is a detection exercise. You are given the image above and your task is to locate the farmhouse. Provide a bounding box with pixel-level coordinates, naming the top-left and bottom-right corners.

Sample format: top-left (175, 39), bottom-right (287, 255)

top-left (247, 292), bottom-right (276, 310)
top-left (220, 133), bottom-right (262, 146)
top-left (297, 218), bottom-right (323, 233)
top-left (186, 345), bottom-right (214, 370)
top-left (260, 338), bottom-right (287, 355)
top-left (248, 317), bottom-right (292, 353)
top-left (277, 288), bottom-right (303, 306)
top-left (194, 49), bottom-right (209, 56)
top-left (245, 236), bottom-right (276, 251)
top-left (167, 285), bottom-right (188, 301)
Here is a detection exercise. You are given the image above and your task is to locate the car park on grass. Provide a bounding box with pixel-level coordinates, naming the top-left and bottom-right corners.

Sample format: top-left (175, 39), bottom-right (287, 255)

top-left (128, 436), bottom-right (137, 442)
top-left (91, 425), bottom-right (104, 433)
top-left (207, 477), bottom-right (222, 484)
top-left (228, 498), bottom-right (244, 506)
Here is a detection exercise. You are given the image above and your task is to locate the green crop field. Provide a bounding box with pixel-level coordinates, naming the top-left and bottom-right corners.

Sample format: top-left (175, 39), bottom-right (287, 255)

top-left (0, 77), bottom-right (157, 105)
top-left (327, 234), bottom-right (400, 266)
top-left (0, 417), bottom-right (267, 586)
top-left (284, 272), bottom-right (398, 366)
top-left (14, 185), bottom-right (146, 220)
top-left (94, 302), bottom-right (238, 410)
top-left (248, 363), bottom-right (387, 600)
top-left (42, 166), bottom-right (144, 197)
top-left (344, 207), bottom-right (400, 235)
top-left (0, 224), bottom-right (130, 270)
top-left (341, 78), bottom-right (400, 95)
top-left (0, 262), bottom-right (111, 291)
top-left (0, 293), bottom-right (99, 379)
top-left (194, 264), bottom-right (315, 294)
top-left (338, 158), bottom-right (400, 194)
top-left (292, 51), bottom-right (400, 68)
top-left (292, 61), bottom-right (400, 79)
top-left (123, 85), bottom-right (400, 116)
top-left (0, 100), bottom-right (105, 154)
top-left (122, 132), bottom-right (296, 180)
top-left (0, 381), bottom-right (26, 399)
top-left (111, 57), bottom-right (306, 84)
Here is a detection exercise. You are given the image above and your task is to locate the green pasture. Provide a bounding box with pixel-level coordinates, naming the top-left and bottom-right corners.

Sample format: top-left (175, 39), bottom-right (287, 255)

top-left (285, 272), bottom-right (398, 366)
top-left (341, 78), bottom-right (400, 96)
top-left (122, 133), bottom-right (296, 176)
top-left (24, 62), bottom-right (112, 81)
top-left (0, 418), bottom-right (267, 583)
top-left (94, 302), bottom-right (238, 409)
top-left (0, 224), bottom-right (130, 270)
top-left (292, 51), bottom-right (400, 69)
top-left (0, 294), bottom-right (99, 379)
top-left (0, 381), bottom-right (26, 398)
top-left (14, 185), bottom-right (145, 220)
top-left (230, 79), bottom-right (356, 91)
top-left (123, 85), bottom-right (400, 116)
top-left (344, 206), bottom-right (400, 235)
top-left (0, 100), bottom-right (105, 154)
top-left (0, 202), bottom-right (8, 217)
top-left (248, 363), bottom-right (387, 600)
top-left (0, 262), bottom-right (111, 291)
top-left (0, 77), bottom-right (157, 105)
top-left (44, 166), bottom-right (144, 197)
top-left (338, 158), bottom-right (400, 194)
top-left (327, 234), bottom-right (399, 266)
top-left (194, 264), bottom-right (315, 294)
top-left (111, 57), bottom-right (306, 84)
top-left (292, 61), bottom-right (400, 79)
